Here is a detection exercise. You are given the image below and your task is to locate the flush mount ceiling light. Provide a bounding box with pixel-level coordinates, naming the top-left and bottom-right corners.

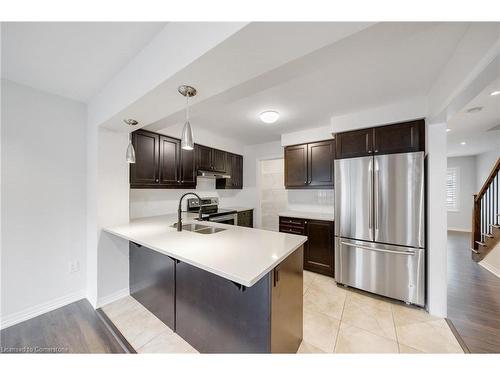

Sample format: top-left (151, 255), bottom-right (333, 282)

top-left (259, 110), bottom-right (280, 124)
top-left (490, 90), bottom-right (500, 96)
top-left (446, 128), bottom-right (451, 132)
top-left (466, 106), bottom-right (483, 113)
top-left (178, 85), bottom-right (197, 150)
top-left (460, 141), bottom-right (467, 145)
top-left (124, 119), bottom-right (139, 163)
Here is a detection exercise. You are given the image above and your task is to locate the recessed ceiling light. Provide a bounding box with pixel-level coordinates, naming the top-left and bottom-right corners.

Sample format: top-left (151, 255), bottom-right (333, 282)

top-left (446, 128), bottom-right (451, 132)
top-left (460, 141), bottom-right (466, 145)
top-left (259, 110), bottom-right (280, 124)
top-left (490, 90), bottom-right (500, 96)
top-left (466, 106), bottom-right (483, 113)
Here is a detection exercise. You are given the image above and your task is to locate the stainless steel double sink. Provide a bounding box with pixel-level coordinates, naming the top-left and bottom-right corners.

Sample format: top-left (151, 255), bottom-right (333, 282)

top-left (170, 223), bottom-right (226, 234)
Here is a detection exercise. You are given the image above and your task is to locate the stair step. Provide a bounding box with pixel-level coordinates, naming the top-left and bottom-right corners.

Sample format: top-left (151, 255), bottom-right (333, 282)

top-left (475, 241), bottom-right (487, 247)
top-left (490, 224), bottom-right (500, 229)
top-left (471, 248), bottom-right (480, 254)
top-left (482, 233), bottom-right (494, 238)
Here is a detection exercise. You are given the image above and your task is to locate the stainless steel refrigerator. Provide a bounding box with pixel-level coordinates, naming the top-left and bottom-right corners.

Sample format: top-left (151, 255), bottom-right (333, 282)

top-left (334, 152), bottom-right (425, 306)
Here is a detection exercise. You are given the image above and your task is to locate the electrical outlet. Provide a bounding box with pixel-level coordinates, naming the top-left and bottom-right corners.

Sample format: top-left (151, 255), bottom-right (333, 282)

top-left (69, 260), bottom-right (80, 274)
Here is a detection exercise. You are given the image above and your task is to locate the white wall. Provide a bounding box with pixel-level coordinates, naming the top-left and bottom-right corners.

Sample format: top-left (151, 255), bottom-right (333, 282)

top-left (480, 241), bottom-right (500, 278)
top-left (1, 80), bottom-right (87, 327)
top-left (447, 156), bottom-right (476, 232)
top-left (476, 149), bottom-right (500, 191)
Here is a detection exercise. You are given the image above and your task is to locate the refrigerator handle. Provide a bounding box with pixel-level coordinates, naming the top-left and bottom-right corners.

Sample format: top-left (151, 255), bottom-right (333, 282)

top-left (368, 158), bottom-right (373, 241)
top-left (340, 241), bottom-right (416, 256)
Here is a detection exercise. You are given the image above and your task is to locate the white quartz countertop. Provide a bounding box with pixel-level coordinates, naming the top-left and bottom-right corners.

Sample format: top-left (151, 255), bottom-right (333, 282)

top-left (279, 210), bottom-right (334, 221)
top-left (103, 213), bottom-right (307, 287)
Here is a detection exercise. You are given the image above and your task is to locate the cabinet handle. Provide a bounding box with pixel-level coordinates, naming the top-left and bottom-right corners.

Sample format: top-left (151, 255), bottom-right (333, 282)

top-left (374, 149), bottom-right (379, 153)
top-left (274, 267), bottom-right (280, 287)
top-left (155, 178), bottom-right (159, 182)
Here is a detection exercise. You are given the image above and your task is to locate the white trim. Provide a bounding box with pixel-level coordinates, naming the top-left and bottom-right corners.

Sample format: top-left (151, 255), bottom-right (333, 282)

top-left (447, 227), bottom-right (471, 233)
top-left (96, 287), bottom-right (130, 308)
top-left (0, 289), bottom-right (85, 330)
top-left (479, 261), bottom-right (500, 279)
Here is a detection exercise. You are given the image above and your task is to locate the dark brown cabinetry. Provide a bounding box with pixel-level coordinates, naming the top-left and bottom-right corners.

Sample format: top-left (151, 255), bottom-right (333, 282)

top-left (216, 152), bottom-right (243, 189)
top-left (335, 119), bottom-right (425, 159)
top-left (130, 130), bottom-right (196, 189)
top-left (237, 209), bottom-right (253, 228)
top-left (279, 216), bottom-right (334, 277)
top-left (195, 144), bottom-right (227, 173)
top-left (130, 129), bottom-right (242, 189)
top-left (130, 130), bottom-right (160, 186)
top-left (284, 140), bottom-right (334, 189)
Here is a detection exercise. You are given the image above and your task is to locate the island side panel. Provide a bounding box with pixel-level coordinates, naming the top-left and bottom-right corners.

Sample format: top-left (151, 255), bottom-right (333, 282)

top-left (271, 245), bottom-right (304, 353)
top-left (129, 242), bottom-right (176, 330)
top-left (175, 262), bottom-right (272, 353)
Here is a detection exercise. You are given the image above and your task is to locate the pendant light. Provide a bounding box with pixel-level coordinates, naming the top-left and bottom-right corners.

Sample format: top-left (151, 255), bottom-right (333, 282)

top-left (124, 119), bottom-right (139, 163)
top-left (178, 85), bottom-right (197, 150)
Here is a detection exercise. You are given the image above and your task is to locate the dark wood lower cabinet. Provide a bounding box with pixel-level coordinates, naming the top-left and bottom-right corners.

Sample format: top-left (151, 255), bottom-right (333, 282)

top-left (237, 209), bottom-right (253, 228)
top-left (128, 241), bottom-right (303, 353)
top-left (129, 242), bottom-right (176, 330)
top-left (279, 216), bottom-right (334, 277)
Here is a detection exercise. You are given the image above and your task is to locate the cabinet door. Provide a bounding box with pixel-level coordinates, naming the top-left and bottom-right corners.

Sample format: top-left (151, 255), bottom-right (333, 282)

top-left (180, 148), bottom-right (196, 187)
top-left (335, 128), bottom-right (373, 159)
top-left (237, 210), bottom-right (253, 228)
top-left (308, 140), bottom-right (334, 188)
top-left (130, 130), bottom-right (159, 186)
top-left (284, 144), bottom-right (308, 188)
top-left (159, 135), bottom-right (180, 186)
top-left (304, 220), bottom-right (334, 276)
top-left (196, 144), bottom-right (213, 171)
top-left (373, 119), bottom-right (425, 155)
top-left (212, 149), bottom-right (227, 172)
top-left (129, 242), bottom-right (176, 330)
top-left (271, 246), bottom-right (303, 353)
top-left (232, 154), bottom-right (243, 189)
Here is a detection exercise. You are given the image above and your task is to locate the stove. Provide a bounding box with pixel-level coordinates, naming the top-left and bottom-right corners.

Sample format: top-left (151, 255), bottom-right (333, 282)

top-left (186, 197), bottom-right (238, 225)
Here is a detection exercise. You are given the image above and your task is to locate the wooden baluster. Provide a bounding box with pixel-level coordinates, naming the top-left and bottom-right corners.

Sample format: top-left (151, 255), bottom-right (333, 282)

top-left (472, 194), bottom-right (480, 250)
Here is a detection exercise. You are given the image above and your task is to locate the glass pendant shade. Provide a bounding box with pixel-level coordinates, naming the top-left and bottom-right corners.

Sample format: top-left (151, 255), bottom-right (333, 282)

top-left (181, 121), bottom-right (194, 150)
top-left (126, 136), bottom-right (136, 163)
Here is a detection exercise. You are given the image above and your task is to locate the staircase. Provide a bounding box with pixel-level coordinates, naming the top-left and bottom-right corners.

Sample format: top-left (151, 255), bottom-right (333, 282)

top-left (471, 157), bottom-right (500, 261)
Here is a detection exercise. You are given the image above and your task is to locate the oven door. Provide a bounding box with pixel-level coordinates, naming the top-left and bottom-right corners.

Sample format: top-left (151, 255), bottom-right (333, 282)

top-left (208, 214), bottom-right (237, 225)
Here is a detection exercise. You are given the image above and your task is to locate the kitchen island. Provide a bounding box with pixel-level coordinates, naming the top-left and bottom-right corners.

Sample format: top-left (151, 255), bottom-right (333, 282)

top-left (104, 214), bottom-right (307, 353)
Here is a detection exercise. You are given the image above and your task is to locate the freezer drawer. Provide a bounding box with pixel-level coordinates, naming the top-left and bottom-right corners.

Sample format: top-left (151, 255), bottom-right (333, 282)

top-left (335, 238), bottom-right (425, 306)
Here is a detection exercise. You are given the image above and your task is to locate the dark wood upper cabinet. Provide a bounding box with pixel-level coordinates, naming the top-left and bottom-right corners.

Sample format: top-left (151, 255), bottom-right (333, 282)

top-left (308, 140), bottom-right (335, 187)
top-left (212, 149), bottom-right (226, 173)
top-left (284, 140), bottom-right (334, 189)
top-left (335, 119), bottom-right (425, 159)
top-left (284, 144), bottom-right (308, 188)
top-left (180, 148), bottom-right (196, 187)
top-left (335, 128), bottom-right (373, 159)
top-left (130, 130), bottom-right (160, 186)
top-left (158, 135), bottom-right (180, 186)
top-left (373, 119), bottom-right (425, 155)
top-left (195, 144), bottom-right (213, 171)
top-left (304, 219), bottom-right (334, 277)
top-left (216, 152), bottom-right (243, 189)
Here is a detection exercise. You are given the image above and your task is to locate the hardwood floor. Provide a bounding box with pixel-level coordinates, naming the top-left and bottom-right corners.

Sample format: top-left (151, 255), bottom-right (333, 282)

top-left (447, 230), bottom-right (500, 353)
top-left (0, 299), bottom-right (127, 353)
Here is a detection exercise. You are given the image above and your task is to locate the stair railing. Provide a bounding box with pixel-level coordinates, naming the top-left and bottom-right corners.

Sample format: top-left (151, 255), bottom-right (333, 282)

top-left (472, 157), bottom-right (500, 253)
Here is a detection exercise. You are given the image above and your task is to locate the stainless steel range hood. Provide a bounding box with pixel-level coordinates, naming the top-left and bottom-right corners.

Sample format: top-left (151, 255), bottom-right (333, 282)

top-left (197, 170), bottom-right (231, 179)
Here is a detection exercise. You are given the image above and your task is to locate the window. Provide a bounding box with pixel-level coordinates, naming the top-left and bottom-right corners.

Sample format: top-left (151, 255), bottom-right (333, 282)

top-left (446, 167), bottom-right (459, 211)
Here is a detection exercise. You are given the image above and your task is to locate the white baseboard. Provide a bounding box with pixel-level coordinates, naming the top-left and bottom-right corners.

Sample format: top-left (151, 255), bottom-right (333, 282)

top-left (0, 289), bottom-right (86, 330)
top-left (479, 261), bottom-right (500, 278)
top-left (447, 228), bottom-right (471, 233)
top-left (96, 287), bottom-right (130, 308)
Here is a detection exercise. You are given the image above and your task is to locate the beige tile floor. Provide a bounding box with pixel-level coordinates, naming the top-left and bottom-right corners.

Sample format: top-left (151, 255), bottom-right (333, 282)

top-left (102, 270), bottom-right (464, 354)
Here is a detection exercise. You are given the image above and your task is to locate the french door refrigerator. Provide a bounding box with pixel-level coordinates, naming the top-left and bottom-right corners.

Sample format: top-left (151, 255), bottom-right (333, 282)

top-left (334, 152), bottom-right (425, 306)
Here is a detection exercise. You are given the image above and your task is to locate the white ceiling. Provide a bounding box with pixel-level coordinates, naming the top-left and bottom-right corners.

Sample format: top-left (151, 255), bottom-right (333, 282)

top-left (151, 22), bottom-right (469, 145)
top-left (1, 22), bottom-right (166, 102)
top-left (447, 77), bottom-right (500, 157)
